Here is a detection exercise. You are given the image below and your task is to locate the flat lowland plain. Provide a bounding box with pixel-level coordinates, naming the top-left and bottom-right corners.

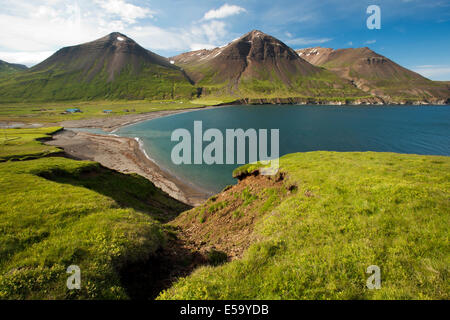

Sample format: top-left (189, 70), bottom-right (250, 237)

top-left (0, 127), bottom-right (62, 161)
top-left (0, 100), bottom-right (207, 124)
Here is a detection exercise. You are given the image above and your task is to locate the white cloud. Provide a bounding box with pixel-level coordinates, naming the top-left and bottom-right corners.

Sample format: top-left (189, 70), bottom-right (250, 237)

top-left (0, 51), bottom-right (54, 66)
top-left (129, 20), bottom-right (227, 52)
top-left (412, 65), bottom-right (450, 80)
top-left (199, 20), bottom-right (227, 43)
top-left (0, 1), bottom-right (235, 66)
top-left (365, 40), bottom-right (376, 44)
top-left (286, 37), bottom-right (333, 46)
top-left (0, 0), bottom-right (153, 53)
top-left (94, 0), bottom-right (154, 24)
top-left (203, 4), bottom-right (246, 20)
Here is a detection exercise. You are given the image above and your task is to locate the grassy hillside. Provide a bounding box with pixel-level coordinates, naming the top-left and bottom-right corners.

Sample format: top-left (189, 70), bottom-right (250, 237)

top-left (1, 127), bottom-right (448, 300)
top-left (0, 128), bottom-right (189, 299)
top-left (0, 60), bottom-right (27, 77)
top-left (0, 63), bottom-right (196, 103)
top-left (173, 31), bottom-right (371, 102)
top-left (238, 68), bottom-right (367, 100)
top-left (180, 64), bottom-right (372, 103)
top-left (159, 151), bottom-right (450, 299)
top-left (182, 62), bottom-right (368, 100)
top-left (0, 33), bottom-right (198, 103)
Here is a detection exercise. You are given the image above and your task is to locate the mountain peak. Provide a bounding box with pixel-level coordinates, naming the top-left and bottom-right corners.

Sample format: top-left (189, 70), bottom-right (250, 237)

top-left (237, 29), bottom-right (283, 44)
top-left (1, 32), bottom-right (195, 101)
top-left (226, 29), bottom-right (300, 62)
top-left (172, 29), bottom-right (319, 88)
top-left (105, 32), bottom-right (132, 42)
top-left (243, 30), bottom-right (267, 38)
top-left (88, 32), bottom-right (138, 48)
top-left (31, 32), bottom-right (179, 80)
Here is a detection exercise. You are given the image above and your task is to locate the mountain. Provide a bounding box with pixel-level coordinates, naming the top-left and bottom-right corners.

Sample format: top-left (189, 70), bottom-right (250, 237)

top-left (1, 30), bottom-right (446, 104)
top-left (0, 32), bottom-right (196, 102)
top-left (296, 47), bottom-right (450, 103)
top-left (172, 30), bottom-right (368, 102)
top-left (0, 60), bottom-right (28, 76)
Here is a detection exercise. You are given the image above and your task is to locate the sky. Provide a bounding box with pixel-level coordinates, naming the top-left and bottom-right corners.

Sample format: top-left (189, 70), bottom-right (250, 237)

top-left (0, 0), bottom-right (449, 80)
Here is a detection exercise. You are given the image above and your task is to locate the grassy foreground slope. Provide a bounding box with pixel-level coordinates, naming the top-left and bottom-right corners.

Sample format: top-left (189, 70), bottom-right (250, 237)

top-left (160, 152), bottom-right (449, 299)
top-left (0, 129), bottom-right (189, 299)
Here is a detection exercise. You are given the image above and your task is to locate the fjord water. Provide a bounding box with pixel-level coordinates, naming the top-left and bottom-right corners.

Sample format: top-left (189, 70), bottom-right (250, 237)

top-left (115, 105), bottom-right (450, 194)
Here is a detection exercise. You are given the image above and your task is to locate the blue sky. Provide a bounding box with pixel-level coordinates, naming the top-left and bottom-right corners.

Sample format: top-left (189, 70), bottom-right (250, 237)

top-left (0, 0), bottom-right (449, 80)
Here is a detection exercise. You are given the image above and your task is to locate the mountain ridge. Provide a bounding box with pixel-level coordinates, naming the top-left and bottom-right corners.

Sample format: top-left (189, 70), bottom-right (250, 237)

top-left (296, 47), bottom-right (449, 103)
top-left (0, 30), bottom-right (448, 104)
top-left (0, 60), bottom-right (28, 76)
top-left (172, 30), bottom-right (367, 100)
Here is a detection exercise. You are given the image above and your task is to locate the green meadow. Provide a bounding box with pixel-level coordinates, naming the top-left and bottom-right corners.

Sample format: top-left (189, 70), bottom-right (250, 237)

top-left (0, 100), bottom-right (208, 124)
top-left (0, 127), bottom-right (62, 161)
top-left (160, 152), bottom-right (450, 300)
top-left (0, 128), bottom-right (188, 299)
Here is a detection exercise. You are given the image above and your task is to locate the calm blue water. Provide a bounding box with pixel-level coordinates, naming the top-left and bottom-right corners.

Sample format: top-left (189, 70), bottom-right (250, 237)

top-left (115, 105), bottom-right (450, 193)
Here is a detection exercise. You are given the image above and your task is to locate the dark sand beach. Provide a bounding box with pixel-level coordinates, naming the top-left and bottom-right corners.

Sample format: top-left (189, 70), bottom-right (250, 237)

top-left (46, 108), bottom-right (220, 206)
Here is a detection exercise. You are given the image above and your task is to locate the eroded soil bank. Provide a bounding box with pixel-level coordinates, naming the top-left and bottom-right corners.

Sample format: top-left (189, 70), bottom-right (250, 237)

top-left (120, 170), bottom-right (292, 299)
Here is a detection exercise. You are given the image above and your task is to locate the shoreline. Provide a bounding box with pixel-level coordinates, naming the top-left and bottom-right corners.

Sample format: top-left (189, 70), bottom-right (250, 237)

top-left (47, 107), bottom-right (228, 206)
top-left (132, 135), bottom-right (215, 196)
top-left (2, 102), bottom-right (449, 130)
top-left (59, 106), bottom-right (222, 133)
top-left (31, 103), bottom-right (450, 205)
top-left (47, 129), bottom-right (211, 206)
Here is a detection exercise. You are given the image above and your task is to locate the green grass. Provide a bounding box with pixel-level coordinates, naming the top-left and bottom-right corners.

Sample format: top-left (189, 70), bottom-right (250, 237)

top-left (208, 201), bottom-right (228, 213)
top-left (0, 62), bottom-right (196, 103)
top-left (0, 100), bottom-right (211, 124)
top-left (241, 187), bottom-right (258, 207)
top-left (159, 151), bottom-right (450, 300)
top-left (238, 71), bottom-right (366, 100)
top-left (190, 98), bottom-right (238, 106)
top-left (176, 59), bottom-right (372, 102)
top-left (0, 127), bottom-right (63, 161)
top-left (0, 128), bottom-right (189, 299)
top-left (0, 157), bottom-right (189, 299)
top-left (1, 126), bottom-right (448, 300)
top-left (0, 62), bottom-right (27, 77)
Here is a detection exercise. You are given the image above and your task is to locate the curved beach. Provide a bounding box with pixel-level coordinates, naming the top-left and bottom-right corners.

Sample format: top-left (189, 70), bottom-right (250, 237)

top-left (47, 108), bottom-right (220, 206)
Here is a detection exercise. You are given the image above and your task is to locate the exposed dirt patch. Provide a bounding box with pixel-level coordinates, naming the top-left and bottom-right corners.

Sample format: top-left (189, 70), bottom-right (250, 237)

top-left (119, 172), bottom-right (292, 299)
top-left (170, 173), bottom-right (290, 260)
